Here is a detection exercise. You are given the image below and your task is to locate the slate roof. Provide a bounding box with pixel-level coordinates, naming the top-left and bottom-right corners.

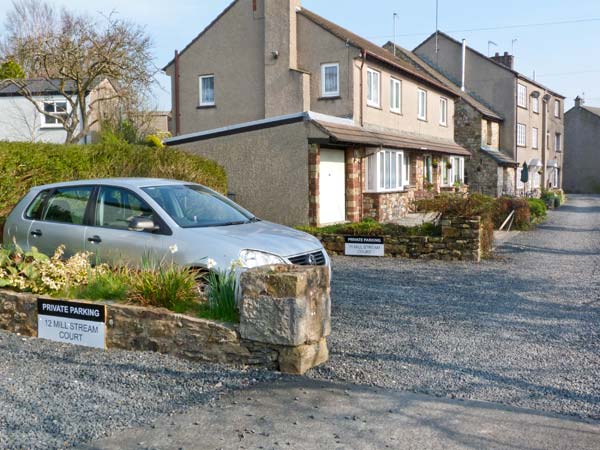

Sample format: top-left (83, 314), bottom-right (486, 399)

top-left (298, 8), bottom-right (457, 97)
top-left (480, 147), bottom-right (518, 167)
top-left (384, 42), bottom-right (503, 121)
top-left (0, 79), bottom-right (79, 96)
top-left (582, 106), bottom-right (600, 117)
top-left (414, 31), bottom-right (565, 99)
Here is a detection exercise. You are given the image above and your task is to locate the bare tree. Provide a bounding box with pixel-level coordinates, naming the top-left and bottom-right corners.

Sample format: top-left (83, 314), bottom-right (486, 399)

top-left (0, 0), bottom-right (155, 144)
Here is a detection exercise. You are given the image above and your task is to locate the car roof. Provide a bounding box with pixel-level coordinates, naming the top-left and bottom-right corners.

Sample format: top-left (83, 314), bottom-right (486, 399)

top-left (29, 178), bottom-right (196, 191)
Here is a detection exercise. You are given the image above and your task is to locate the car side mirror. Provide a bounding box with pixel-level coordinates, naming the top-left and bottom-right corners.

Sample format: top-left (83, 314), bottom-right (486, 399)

top-left (128, 216), bottom-right (159, 232)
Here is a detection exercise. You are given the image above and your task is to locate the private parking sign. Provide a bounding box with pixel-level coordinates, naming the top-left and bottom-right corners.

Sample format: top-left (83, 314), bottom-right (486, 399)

top-left (37, 299), bottom-right (107, 349)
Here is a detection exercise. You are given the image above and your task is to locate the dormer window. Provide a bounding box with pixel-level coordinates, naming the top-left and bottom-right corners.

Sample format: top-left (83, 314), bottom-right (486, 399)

top-left (321, 63), bottom-right (339, 97)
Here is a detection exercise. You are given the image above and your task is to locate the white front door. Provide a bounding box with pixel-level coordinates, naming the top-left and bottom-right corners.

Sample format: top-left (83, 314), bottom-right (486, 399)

top-left (319, 149), bottom-right (346, 225)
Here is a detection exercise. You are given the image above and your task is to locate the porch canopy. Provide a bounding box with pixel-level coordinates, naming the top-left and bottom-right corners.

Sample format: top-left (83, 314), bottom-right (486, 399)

top-left (310, 118), bottom-right (470, 157)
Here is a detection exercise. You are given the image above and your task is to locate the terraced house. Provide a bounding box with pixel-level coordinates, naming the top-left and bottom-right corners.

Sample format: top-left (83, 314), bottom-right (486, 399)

top-left (163, 0), bottom-right (470, 226)
top-left (414, 32), bottom-right (565, 195)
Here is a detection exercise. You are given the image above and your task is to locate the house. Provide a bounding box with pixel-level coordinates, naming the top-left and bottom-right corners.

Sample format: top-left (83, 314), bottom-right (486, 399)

top-left (0, 78), bottom-right (116, 143)
top-left (383, 42), bottom-right (517, 197)
top-left (163, 0), bottom-right (470, 227)
top-left (564, 97), bottom-right (600, 193)
top-left (414, 32), bottom-right (565, 194)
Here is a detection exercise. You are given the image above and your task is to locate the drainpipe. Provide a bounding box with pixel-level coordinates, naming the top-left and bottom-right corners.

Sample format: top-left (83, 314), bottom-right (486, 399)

top-left (542, 92), bottom-right (550, 189)
top-left (359, 49), bottom-right (367, 127)
top-left (461, 39), bottom-right (466, 92)
top-left (174, 50), bottom-right (181, 136)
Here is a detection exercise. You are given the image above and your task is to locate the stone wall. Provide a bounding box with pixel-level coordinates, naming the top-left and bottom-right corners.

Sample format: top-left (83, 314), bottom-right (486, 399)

top-left (316, 216), bottom-right (482, 262)
top-left (0, 266), bottom-right (331, 375)
top-left (362, 190), bottom-right (414, 222)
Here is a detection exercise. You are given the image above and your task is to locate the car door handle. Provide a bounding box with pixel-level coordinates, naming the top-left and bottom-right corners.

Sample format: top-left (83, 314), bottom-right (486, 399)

top-left (30, 229), bottom-right (43, 237)
top-left (87, 235), bottom-right (102, 244)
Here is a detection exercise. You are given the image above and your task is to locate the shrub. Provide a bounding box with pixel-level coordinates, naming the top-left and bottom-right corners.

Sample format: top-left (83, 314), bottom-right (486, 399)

top-left (0, 140), bottom-right (227, 218)
top-left (415, 193), bottom-right (496, 219)
top-left (528, 198), bottom-right (547, 221)
top-left (493, 197), bottom-right (531, 230)
top-left (200, 264), bottom-right (239, 323)
top-left (144, 134), bottom-right (164, 148)
top-left (128, 258), bottom-right (200, 313)
top-left (297, 217), bottom-right (442, 238)
top-left (0, 244), bottom-right (106, 294)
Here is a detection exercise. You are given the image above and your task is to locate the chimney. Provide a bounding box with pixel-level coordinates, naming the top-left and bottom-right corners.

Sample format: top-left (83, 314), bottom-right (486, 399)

top-left (263, 0), bottom-right (302, 117)
top-left (575, 96), bottom-right (584, 108)
top-left (491, 51), bottom-right (514, 70)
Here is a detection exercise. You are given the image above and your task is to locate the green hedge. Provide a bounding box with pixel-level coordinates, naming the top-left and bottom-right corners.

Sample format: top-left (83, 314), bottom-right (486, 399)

top-left (0, 141), bottom-right (227, 217)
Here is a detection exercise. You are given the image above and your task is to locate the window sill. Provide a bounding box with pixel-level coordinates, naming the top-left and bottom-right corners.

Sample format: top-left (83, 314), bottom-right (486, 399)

top-left (439, 123), bottom-right (448, 127)
top-left (364, 188), bottom-right (410, 194)
top-left (318, 95), bottom-right (341, 101)
top-left (417, 117), bottom-right (428, 122)
top-left (390, 109), bottom-right (402, 116)
top-left (517, 105), bottom-right (528, 110)
top-left (516, 144), bottom-right (526, 148)
top-left (197, 104), bottom-right (216, 109)
top-left (367, 103), bottom-right (382, 110)
top-left (40, 126), bottom-right (65, 130)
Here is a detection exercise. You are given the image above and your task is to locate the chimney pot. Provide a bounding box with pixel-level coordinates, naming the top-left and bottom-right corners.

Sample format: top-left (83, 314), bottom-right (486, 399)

top-left (575, 96), bottom-right (584, 107)
top-left (504, 51), bottom-right (509, 56)
top-left (495, 52), bottom-right (500, 57)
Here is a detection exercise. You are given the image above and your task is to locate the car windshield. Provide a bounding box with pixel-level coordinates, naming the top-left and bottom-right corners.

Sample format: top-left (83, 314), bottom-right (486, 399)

top-left (142, 184), bottom-right (254, 228)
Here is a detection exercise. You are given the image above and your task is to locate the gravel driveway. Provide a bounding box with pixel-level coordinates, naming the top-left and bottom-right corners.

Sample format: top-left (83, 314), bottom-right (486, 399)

top-left (311, 194), bottom-right (600, 420)
top-left (0, 332), bottom-right (279, 450)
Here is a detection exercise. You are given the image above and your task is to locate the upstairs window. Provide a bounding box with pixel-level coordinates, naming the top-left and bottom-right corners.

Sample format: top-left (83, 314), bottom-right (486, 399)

top-left (42, 100), bottom-right (67, 127)
top-left (418, 89), bottom-right (427, 120)
top-left (532, 127), bottom-right (539, 149)
top-left (390, 78), bottom-right (402, 113)
top-left (532, 96), bottom-right (539, 113)
top-left (367, 68), bottom-right (380, 107)
top-left (517, 123), bottom-right (526, 147)
top-left (518, 84), bottom-right (527, 108)
top-left (199, 74), bottom-right (215, 106)
top-left (555, 133), bottom-right (561, 152)
top-left (554, 100), bottom-right (561, 118)
top-left (439, 97), bottom-right (448, 126)
top-left (321, 63), bottom-right (339, 97)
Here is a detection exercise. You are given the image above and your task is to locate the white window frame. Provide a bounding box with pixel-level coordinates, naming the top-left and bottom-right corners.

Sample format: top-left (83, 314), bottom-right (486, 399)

top-left (423, 155), bottom-right (433, 183)
top-left (441, 156), bottom-right (465, 186)
top-left (518, 83), bottom-right (527, 108)
top-left (532, 96), bottom-right (539, 113)
top-left (366, 68), bottom-right (380, 108)
top-left (390, 78), bottom-right (402, 113)
top-left (532, 127), bottom-right (539, 149)
top-left (365, 149), bottom-right (410, 192)
top-left (418, 89), bottom-right (427, 120)
top-left (199, 74), bottom-right (215, 106)
top-left (554, 100), bottom-right (561, 118)
top-left (321, 63), bottom-right (340, 97)
top-left (439, 97), bottom-right (448, 126)
top-left (41, 100), bottom-right (68, 128)
top-left (517, 123), bottom-right (526, 147)
top-left (555, 133), bottom-right (561, 152)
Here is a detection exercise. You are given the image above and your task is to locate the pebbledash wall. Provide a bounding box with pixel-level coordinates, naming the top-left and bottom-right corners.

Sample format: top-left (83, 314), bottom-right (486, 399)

top-left (0, 265), bottom-right (331, 375)
top-left (317, 216), bottom-right (483, 262)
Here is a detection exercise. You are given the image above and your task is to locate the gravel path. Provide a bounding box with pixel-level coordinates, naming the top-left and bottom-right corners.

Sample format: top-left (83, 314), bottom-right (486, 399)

top-left (310, 194), bottom-right (600, 420)
top-left (0, 332), bottom-right (280, 450)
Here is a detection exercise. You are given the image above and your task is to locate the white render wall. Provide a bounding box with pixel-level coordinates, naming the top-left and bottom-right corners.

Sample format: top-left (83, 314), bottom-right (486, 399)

top-left (0, 95), bottom-right (73, 143)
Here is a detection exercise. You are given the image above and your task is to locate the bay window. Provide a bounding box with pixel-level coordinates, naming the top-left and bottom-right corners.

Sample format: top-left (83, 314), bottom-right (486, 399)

top-left (365, 149), bottom-right (410, 192)
top-left (441, 156), bottom-right (465, 186)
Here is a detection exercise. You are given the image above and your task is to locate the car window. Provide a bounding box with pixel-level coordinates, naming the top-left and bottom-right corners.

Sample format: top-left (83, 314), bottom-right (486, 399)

top-left (42, 187), bottom-right (93, 225)
top-left (25, 190), bottom-right (51, 220)
top-left (95, 186), bottom-right (154, 230)
top-left (142, 184), bottom-right (252, 228)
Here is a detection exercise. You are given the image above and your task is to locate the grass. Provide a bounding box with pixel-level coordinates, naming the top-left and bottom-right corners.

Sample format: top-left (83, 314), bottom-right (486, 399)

top-left (65, 268), bottom-right (130, 301)
top-left (198, 270), bottom-right (239, 323)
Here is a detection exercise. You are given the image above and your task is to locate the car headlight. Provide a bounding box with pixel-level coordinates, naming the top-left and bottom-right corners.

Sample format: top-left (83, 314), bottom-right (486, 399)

top-left (239, 249), bottom-right (286, 268)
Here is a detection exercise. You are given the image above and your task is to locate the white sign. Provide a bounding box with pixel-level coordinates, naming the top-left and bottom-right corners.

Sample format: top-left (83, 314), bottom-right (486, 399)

top-left (37, 299), bottom-right (106, 349)
top-left (344, 236), bottom-right (385, 257)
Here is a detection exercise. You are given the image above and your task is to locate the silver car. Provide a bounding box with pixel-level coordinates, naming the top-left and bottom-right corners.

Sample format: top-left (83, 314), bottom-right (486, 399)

top-left (3, 178), bottom-right (330, 272)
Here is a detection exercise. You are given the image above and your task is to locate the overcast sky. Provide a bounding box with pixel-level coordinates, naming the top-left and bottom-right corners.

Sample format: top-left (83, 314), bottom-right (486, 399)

top-left (1, 0), bottom-right (599, 110)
